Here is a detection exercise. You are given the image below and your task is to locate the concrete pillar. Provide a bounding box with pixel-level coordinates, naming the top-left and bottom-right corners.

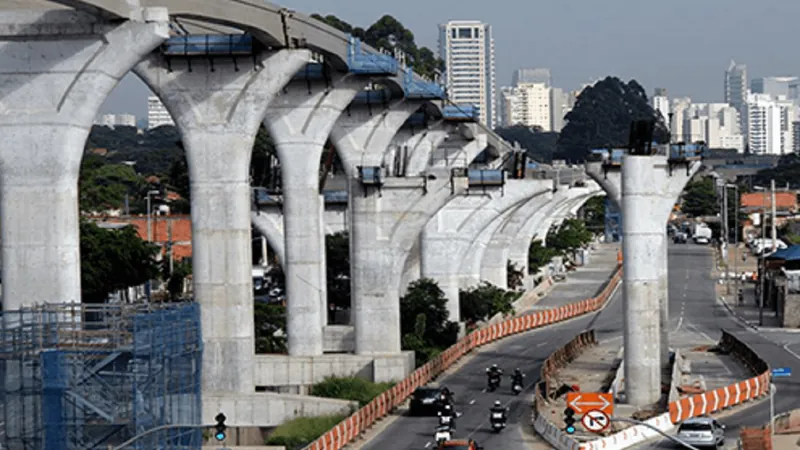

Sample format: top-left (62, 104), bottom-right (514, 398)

top-left (0, 10), bottom-right (168, 311)
top-left (264, 75), bottom-right (368, 356)
top-left (585, 162), bottom-right (622, 210)
top-left (621, 154), bottom-right (697, 407)
top-left (135, 48), bottom-right (310, 395)
top-left (421, 180), bottom-right (551, 321)
top-left (330, 101), bottom-right (428, 354)
top-left (481, 193), bottom-right (553, 287)
top-left (251, 207), bottom-right (285, 265)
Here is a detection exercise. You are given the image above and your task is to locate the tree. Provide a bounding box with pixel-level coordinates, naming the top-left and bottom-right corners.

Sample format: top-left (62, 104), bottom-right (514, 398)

top-left (310, 14), bottom-right (443, 80)
top-left (400, 279), bottom-right (459, 350)
top-left (582, 196), bottom-right (607, 232)
top-left (546, 218), bottom-right (593, 255)
top-left (165, 258), bottom-right (192, 301)
top-left (528, 239), bottom-right (557, 274)
top-left (79, 153), bottom-right (145, 213)
top-left (255, 303), bottom-right (287, 353)
top-left (326, 232), bottom-right (351, 309)
top-left (557, 77), bottom-right (669, 162)
top-left (681, 177), bottom-right (718, 217)
top-left (459, 282), bottom-right (520, 324)
top-left (494, 126), bottom-right (558, 163)
top-left (80, 221), bottom-right (160, 303)
top-left (507, 261), bottom-right (524, 291)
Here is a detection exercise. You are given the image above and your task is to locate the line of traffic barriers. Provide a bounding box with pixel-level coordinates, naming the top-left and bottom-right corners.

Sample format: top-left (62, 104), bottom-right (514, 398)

top-left (303, 265), bottom-right (623, 450)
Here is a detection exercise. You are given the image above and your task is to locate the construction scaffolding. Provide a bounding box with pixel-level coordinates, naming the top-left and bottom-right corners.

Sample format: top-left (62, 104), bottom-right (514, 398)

top-left (0, 302), bottom-right (202, 450)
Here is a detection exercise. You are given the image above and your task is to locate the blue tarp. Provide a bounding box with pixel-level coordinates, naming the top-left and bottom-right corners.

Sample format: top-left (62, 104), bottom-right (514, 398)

top-left (765, 245), bottom-right (800, 261)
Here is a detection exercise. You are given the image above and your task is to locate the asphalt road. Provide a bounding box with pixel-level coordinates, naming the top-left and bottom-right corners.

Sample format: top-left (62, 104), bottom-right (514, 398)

top-left (638, 244), bottom-right (800, 448)
top-left (362, 261), bottom-right (626, 450)
top-left (363, 244), bottom-right (800, 450)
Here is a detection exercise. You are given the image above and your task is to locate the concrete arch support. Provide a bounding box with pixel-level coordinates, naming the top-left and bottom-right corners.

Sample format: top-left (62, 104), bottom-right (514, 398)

top-left (389, 127), bottom-right (448, 177)
top-left (586, 162), bottom-right (622, 208)
top-left (0, 9), bottom-right (169, 310)
top-left (621, 155), bottom-right (699, 407)
top-left (421, 180), bottom-right (552, 321)
top-left (481, 193), bottom-right (554, 288)
top-left (135, 48), bottom-right (310, 396)
top-left (251, 207), bottom-right (286, 265)
top-left (349, 175), bottom-right (468, 354)
top-left (265, 76), bottom-right (369, 357)
top-left (508, 190), bottom-right (569, 273)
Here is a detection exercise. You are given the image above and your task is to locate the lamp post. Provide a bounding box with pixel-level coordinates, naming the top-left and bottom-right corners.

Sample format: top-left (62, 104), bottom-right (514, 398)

top-left (753, 183), bottom-right (774, 326)
top-left (726, 183), bottom-right (740, 297)
top-left (145, 189), bottom-right (160, 302)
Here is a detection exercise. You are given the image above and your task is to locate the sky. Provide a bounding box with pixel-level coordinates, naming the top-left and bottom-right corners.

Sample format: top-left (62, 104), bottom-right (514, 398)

top-left (100, 0), bottom-right (800, 122)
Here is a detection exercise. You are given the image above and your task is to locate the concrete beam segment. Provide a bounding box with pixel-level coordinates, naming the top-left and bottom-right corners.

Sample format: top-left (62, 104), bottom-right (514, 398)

top-left (388, 126), bottom-right (448, 177)
top-left (264, 76), bottom-right (370, 356)
top-left (585, 162), bottom-right (622, 209)
top-left (421, 180), bottom-right (552, 321)
top-left (430, 123), bottom-right (487, 169)
top-left (0, 9), bottom-right (168, 311)
top-left (620, 155), bottom-right (698, 407)
top-left (533, 188), bottom-right (593, 245)
top-left (349, 175), bottom-right (469, 354)
top-left (481, 193), bottom-right (554, 287)
top-left (329, 102), bottom-right (422, 176)
top-left (134, 49), bottom-right (310, 396)
top-left (508, 189), bottom-right (562, 272)
top-left (251, 207), bottom-right (285, 265)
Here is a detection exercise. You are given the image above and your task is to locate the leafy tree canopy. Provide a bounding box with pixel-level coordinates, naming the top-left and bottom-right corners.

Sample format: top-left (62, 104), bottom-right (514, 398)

top-left (459, 282), bottom-right (520, 324)
top-left (557, 77), bottom-right (669, 162)
top-left (80, 221), bottom-right (160, 303)
top-left (400, 279), bottom-right (459, 365)
top-left (310, 14), bottom-right (443, 79)
top-left (255, 303), bottom-right (287, 353)
top-left (752, 154), bottom-right (800, 189)
top-left (87, 125), bottom-right (182, 175)
top-left (681, 177), bottom-right (718, 217)
top-left (582, 196), bottom-right (607, 232)
top-left (79, 153), bottom-right (145, 213)
top-left (494, 126), bottom-right (558, 163)
top-left (529, 239), bottom-right (557, 274)
top-left (546, 218), bottom-right (594, 255)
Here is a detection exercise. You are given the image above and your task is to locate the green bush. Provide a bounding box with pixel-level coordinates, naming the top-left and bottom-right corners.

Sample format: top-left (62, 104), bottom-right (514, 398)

top-left (266, 415), bottom-right (347, 450)
top-left (310, 377), bottom-right (395, 407)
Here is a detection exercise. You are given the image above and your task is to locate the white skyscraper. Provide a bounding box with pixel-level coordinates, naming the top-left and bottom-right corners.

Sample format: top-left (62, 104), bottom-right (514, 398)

top-left (725, 61), bottom-right (748, 134)
top-left (652, 88), bottom-right (670, 126)
top-left (439, 20), bottom-right (497, 128)
top-left (147, 95), bottom-right (174, 129)
top-left (672, 101), bottom-right (745, 151)
top-left (747, 93), bottom-right (783, 155)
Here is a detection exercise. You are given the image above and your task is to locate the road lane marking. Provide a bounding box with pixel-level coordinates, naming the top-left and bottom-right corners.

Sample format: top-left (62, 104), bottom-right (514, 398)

top-left (469, 399), bottom-right (476, 405)
top-left (536, 341), bottom-right (548, 347)
top-left (783, 344), bottom-right (800, 361)
top-left (425, 442), bottom-right (431, 448)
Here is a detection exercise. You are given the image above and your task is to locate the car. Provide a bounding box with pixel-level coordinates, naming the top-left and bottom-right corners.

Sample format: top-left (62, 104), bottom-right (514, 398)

top-left (673, 233), bottom-right (687, 244)
top-left (676, 417), bottom-right (725, 448)
top-left (437, 439), bottom-right (482, 450)
top-left (409, 386), bottom-right (450, 416)
top-left (694, 236), bottom-right (710, 245)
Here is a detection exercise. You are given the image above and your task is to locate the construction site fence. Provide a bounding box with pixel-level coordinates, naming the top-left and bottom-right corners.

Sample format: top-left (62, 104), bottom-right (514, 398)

top-left (541, 330), bottom-right (598, 399)
top-left (303, 265), bottom-right (623, 450)
top-left (530, 327), bottom-right (771, 450)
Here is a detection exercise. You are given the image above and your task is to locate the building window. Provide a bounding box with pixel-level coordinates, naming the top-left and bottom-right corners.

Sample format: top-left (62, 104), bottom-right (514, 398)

top-left (458, 28), bottom-right (472, 39)
top-left (451, 29), bottom-right (457, 39)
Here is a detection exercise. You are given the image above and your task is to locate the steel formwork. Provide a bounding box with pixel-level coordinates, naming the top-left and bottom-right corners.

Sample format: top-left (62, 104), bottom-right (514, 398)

top-left (605, 197), bottom-right (622, 243)
top-left (0, 302), bottom-right (202, 450)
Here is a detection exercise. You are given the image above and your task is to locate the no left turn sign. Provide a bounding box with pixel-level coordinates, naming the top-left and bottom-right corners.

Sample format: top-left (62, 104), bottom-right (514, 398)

top-left (581, 409), bottom-right (610, 433)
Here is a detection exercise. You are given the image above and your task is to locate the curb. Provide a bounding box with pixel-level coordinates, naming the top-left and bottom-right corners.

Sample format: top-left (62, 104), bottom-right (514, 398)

top-left (717, 295), bottom-right (761, 332)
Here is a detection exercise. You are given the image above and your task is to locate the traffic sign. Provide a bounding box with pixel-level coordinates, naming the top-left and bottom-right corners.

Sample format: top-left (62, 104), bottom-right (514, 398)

top-left (772, 367), bottom-right (792, 377)
top-left (565, 392), bottom-right (614, 415)
top-left (581, 409), bottom-right (611, 433)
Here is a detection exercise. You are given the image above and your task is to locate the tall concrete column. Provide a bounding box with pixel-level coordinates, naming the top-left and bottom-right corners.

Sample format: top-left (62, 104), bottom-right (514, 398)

top-left (265, 75), bottom-right (368, 356)
top-left (135, 49), bottom-right (310, 395)
top-left (330, 101), bottom-right (426, 354)
top-left (421, 181), bottom-right (551, 321)
top-left (481, 193), bottom-right (553, 287)
top-left (621, 154), bottom-right (696, 406)
top-left (0, 10), bottom-right (168, 311)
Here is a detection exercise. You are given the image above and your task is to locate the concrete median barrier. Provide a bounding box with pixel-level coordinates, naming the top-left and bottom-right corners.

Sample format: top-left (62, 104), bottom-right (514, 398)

top-left (302, 265), bottom-right (623, 450)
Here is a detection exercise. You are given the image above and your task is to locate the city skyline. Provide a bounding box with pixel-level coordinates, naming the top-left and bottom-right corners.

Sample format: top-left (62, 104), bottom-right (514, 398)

top-left (99, 0), bottom-right (800, 126)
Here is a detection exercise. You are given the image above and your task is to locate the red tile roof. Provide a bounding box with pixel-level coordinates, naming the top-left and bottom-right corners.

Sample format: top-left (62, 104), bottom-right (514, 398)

top-left (740, 192), bottom-right (797, 210)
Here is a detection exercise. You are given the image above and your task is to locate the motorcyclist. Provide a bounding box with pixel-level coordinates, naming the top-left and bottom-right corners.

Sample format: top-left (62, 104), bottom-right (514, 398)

top-left (438, 404), bottom-right (457, 429)
top-left (489, 400), bottom-right (508, 425)
top-left (512, 368), bottom-right (525, 386)
top-left (439, 387), bottom-right (454, 405)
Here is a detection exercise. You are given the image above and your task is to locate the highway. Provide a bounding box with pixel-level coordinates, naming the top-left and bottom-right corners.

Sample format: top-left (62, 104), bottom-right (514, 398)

top-left (362, 251), bottom-right (627, 450)
top-left (362, 244), bottom-right (800, 450)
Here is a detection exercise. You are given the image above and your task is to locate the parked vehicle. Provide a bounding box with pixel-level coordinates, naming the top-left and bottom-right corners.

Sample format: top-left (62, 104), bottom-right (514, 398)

top-left (676, 417), bottom-right (725, 448)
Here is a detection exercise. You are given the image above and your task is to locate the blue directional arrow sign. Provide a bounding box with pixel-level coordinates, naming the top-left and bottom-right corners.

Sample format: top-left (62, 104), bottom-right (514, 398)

top-left (772, 367), bottom-right (792, 377)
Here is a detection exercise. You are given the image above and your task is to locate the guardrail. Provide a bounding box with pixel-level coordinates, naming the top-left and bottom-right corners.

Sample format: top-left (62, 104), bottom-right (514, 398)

top-left (304, 265), bottom-right (623, 450)
top-left (541, 330), bottom-right (598, 398)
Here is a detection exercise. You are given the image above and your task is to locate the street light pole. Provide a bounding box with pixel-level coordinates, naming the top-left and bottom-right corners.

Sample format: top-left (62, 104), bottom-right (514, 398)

top-left (145, 189), bottom-right (160, 302)
top-left (724, 184), bottom-right (730, 294)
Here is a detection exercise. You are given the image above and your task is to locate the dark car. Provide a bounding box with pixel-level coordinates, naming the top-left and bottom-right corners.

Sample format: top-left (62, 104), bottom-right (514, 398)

top-left (409, 386), bottom-right (449, 416)
top-left (673, 233), bottom-right (687, 244)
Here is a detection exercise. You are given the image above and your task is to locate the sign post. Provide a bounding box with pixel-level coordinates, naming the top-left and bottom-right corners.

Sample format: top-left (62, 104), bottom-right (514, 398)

top-left (565, 392), bottom-right (614, 416)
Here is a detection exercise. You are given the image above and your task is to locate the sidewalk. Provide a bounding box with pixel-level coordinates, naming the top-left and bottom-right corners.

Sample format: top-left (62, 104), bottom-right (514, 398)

top-left (713, 244), bottom-right (781, 329)
top-left (532, 243), bottom-right (621, 310)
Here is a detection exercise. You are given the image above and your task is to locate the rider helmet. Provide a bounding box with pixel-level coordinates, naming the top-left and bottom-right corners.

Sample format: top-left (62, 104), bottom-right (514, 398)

top-left (494, 400), bottom-right (501, 407)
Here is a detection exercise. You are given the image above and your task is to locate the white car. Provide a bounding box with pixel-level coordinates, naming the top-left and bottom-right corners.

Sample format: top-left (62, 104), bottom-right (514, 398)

top-left (676, 417), bottom-right (725, 448)
top-left (694, 236), bottom-right (710, 245)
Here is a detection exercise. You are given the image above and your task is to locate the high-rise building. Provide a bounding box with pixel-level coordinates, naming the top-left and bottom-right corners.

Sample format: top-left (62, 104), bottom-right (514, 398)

top-left (725, 60), bottom-right (748, 133)
top-left (751, 76), bottom-right (798, 99)
top-left (439, 20), bottom-right (497, 128)
top-left (499, 87), bottom-right (523, 127)
top-left (672, 101), bottom-right (744, 151)
top-left (652, 88), bottom-right (670, 126)
top-left (512, 68), bottom-right (551, 87)
top-left (550, 87), bottom-right (570, 132)
top-left (148, 95), bottom-right (174, 129)
top-left (747, 93), bottom-right (784, 155)
top-left (95, 113), bottom-right (137, 128)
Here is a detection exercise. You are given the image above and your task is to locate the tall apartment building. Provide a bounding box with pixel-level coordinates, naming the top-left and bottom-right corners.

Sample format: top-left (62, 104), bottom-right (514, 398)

top-left (652, 88), bottom-right (670, 126)
top-left (746, 93), bottom-right (788, 155)
top-left (147, 95), bottom-right (175, 129)
top-left (439, 20), bottom-right (497, 128)
top-left (95, 113), bottom-right (137, 128)
top-left (751, 76), bottom-right (798, 99)
top-left (550, 87), bottom-right (570, 132)
top-left (673, 101), bottom-right (744, 151)
top-left (725, 61), bottom-right (748, 133)
top-left (512, 68), bottom-right (551, 86)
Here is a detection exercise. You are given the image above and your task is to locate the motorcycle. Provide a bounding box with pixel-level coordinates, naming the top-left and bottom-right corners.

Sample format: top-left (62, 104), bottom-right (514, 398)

top-left (434, 424), bottom-right (452, 445)
top-left (511, 380), bottom-right (523, 395)
top-left (487, 374), bottom-right (501, 392)
top-left (438, 414), bottom-right (454, 428)
top-left (490, 411), bottom-right (506, 433)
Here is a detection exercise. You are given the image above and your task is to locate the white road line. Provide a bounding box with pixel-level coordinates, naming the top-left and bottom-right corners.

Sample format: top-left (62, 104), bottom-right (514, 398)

top-left (536, 342), bottom-right (548, 347)
top-left (783, 344), bottom-right (800, 361)
top-left (425, 442), bottom-right (431, 448)
top-left (469, 399), bottom-right (476, 405)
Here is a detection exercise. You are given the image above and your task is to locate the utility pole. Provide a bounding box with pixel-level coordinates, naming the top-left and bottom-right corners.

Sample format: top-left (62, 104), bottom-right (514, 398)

top-left (771, 179), bottom-right (777, 252)
top-left (723, 184), bottom-right (730, 294)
